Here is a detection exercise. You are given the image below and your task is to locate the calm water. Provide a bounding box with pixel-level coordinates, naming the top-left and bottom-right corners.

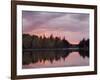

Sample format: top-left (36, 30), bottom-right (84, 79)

top-left (22, 50), bottom-right (89, 69)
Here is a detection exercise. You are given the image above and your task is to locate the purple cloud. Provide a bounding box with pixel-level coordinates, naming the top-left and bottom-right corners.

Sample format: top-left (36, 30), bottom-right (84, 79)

top-left (22, 11), bottom-right (89, 44)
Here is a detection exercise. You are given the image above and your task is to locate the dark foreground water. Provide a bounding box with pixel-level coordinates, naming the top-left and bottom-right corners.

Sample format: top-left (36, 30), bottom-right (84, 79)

top-left (22, 49), bottom-right (89, 69)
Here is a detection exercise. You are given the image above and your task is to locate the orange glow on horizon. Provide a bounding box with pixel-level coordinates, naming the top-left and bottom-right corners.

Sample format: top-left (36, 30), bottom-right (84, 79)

top-left (23, 29), bottom-right (81, 44)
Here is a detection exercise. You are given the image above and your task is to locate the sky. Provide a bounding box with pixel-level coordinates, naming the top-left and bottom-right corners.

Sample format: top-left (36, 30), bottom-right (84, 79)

top-left (22, 11), bottom-right (89, 44)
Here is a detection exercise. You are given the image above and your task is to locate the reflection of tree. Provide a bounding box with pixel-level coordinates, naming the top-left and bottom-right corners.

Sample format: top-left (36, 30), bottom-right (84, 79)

top-left (22, 50), bottom-right (89, 65)
top-left (22, 50), bottom-right (70, 65)
top-left (79, 50), bottom-right (89, 58)
top-left (22, 51), bottom-right (32, 65)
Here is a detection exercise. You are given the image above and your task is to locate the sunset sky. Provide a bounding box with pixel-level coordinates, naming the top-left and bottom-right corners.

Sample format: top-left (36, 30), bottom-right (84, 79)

top-left (22, 11), bottom-right (89, 44)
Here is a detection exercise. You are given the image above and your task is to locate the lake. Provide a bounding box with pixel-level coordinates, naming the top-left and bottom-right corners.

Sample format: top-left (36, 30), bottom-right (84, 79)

top-left (22, 50), bottom-right (89, 69)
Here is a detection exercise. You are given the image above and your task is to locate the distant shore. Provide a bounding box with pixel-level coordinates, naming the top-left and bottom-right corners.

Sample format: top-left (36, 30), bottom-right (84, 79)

top-left (23, 48), bottom-right (88, 51)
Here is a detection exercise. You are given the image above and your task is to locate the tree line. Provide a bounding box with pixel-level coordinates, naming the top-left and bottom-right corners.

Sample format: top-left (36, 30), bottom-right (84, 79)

top-left (23, 34), bottom-right (89, 49)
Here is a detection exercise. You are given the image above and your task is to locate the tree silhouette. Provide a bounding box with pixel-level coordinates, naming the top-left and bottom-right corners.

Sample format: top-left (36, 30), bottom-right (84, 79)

top-left (23, 34), bottom-right (71, 49)
top-left (22, 34), bottom-right (89, 50)
top-left (23, 34), bottom-right (32, 49)
top-left (79, 38), bottom-right (89, 50)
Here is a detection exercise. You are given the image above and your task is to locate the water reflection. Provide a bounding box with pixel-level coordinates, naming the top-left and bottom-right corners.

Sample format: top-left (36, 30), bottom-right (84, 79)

top-left (22, 50), bottom-right (89, 69)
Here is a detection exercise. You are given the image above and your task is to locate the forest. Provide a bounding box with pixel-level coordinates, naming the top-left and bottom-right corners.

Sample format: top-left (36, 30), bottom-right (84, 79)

top-left (22, 34), bottom-right (89, 50)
